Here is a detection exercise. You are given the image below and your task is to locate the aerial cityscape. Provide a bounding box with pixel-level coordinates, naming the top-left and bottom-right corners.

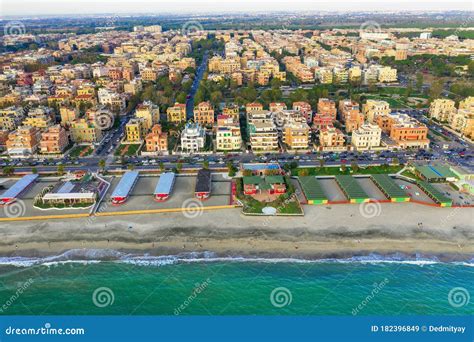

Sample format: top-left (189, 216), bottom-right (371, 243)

top-left (0, 2), bottom-right (472, 339)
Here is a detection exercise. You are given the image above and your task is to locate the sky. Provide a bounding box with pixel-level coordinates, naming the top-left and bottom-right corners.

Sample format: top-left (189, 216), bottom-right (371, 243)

top-left (1, 0), bottom-right (473, 16)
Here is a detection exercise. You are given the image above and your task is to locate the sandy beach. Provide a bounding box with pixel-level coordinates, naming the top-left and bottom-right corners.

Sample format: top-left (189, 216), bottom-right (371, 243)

top-left (0, 203), bottom-right (472, 261)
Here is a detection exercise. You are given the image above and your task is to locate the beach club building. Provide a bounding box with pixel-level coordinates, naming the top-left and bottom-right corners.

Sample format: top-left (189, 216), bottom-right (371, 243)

top-left (370, 174), bottom-right (410, 202)
top-left (154, 172), bottom-right (176, 201)
top-left (335, 175), bottom-right (370, 203)
top-left (0, 174), bottom-right (38, 205)
top-left (416, 181), bottom-right (453, 207)
top-left (413, 164), bottom-right (458, 183)
top-left (298, 176), bottom-right (329, 205)
top-left (41, 180), bottom-right (98, 206)
top-left (111, 171), bottom-right (139, 205)
top-left (243, 175), bottom-right (286, 195)
top-left (195, 169), bottom-right (211, 200)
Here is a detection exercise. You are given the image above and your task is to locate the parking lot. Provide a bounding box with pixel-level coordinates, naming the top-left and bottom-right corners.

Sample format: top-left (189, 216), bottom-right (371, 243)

top-left (354, 177), bottom-right (388, 201)
top-left (317, 178), bottom-right (348, 202)
top-left (97, 174), bottom-right (231, 213)
top-left (393, 179), bottom-right (435, 204)
top-left (432, 183), bottom-right (474, 206)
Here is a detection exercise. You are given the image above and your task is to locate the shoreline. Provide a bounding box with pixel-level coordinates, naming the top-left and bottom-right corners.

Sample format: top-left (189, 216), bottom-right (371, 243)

top-left (0, 204), bottom-right (472, 262)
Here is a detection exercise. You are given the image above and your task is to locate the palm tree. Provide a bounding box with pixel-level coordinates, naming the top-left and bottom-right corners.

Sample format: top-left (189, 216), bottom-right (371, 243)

top-left (98, 159), bottom-right (106, 170)
top-left (57, 164), bottom-right (65, 176)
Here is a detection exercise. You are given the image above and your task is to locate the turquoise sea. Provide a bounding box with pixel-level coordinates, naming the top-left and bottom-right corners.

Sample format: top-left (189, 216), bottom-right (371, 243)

top-left (0, 250), bottom-right (472, 315)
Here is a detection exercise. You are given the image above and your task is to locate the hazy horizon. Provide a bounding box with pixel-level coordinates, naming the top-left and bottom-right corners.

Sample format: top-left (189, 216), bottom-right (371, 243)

top-left (1, 0), bottom-right (473, 17)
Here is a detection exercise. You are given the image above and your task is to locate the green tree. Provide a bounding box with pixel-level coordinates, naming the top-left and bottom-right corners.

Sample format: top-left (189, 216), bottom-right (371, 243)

top-left (415, 73), bottom-right (424, 92)
top-left (351, 161), bottom-right (359, 173)
top-left (176, 162), bottom-right (183, 173)
top-left (57, 164), bottom-right (65, 176)
top-left (98, 159), bottom-right (106, 170)
top-left (159, 162), bottom-right (165, 172)
top-left (429, 80), bottom-right (444, 100)
top-left (203, 160), bottom-right (209, 169)
top-left (31, 167), bottom-right (38, 174)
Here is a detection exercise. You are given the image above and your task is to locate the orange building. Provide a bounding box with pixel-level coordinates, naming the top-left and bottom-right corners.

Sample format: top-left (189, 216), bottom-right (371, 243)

top-left (293, 102), bottom-right (312, 122)
top-left (319, 126), bottom-right (345, 148)
top-left (376, 113), bottom-right (429, 149)
top-left (339, 100), bottom-right (364, 133)
top-left (246, 102), bottom-right (264, 114)
top-left (39, 125), bottom-right (69, 154)
top-left (194, 102), bottom-right (215, 126)
top-left (317, 98), bottom-right (337, 119)
top-left (6, 126), bottom-right (40, 156)
top-left (145, 124), bottom-right (168, 153)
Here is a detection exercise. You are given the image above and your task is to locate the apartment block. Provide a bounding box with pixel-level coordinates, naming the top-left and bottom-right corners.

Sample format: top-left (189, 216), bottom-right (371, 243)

top-left (6, 126), bottom-right (40, 156)
top-left (247, 110), bottom-right (279, 152)
top-left (319, 126), bottom-right (345, 148)
top-left (362, 100), bottom-right (391, 123)
top-left (39, 125), bottom-right (69, 154)
top-left (135, 101), bottom-right (160, 130)
top-left (194, 101), bottom-right (215, 126)
top-left (317, 98), bottom-right (337, 119)
top-left (429, 99), bottom-right (456, 122)
top-left (70, 119), bottom-right (103, 143)
top-left (166, 103), bottom-right (187, 123)
top-left (339, 100), bottom-right (364, 133)
top-left (351, 124), bottom-right (382, 151)
top-left (216, 115), bottom-right (242, 152)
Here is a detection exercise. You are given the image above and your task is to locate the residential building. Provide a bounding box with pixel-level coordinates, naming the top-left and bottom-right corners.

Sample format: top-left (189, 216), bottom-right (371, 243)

top-left (6, 126), bottom-right (40, 156)
top-left (125, 118), bottom-right (146, 143)
top-left (339, 100), bottom-right (364, 133)
top-left (181, 122), bottom-right (206, 153)
top-left (135, 101), bottom-right (160, 130)
top-left (351, 124), bottom-right (382, 151)
top-left (292, 102), bottom-right (312, 122)
top-left (222, 105), bottom-right (240, 122)
top-left (319, 126), bottom-right (345, 148)
top-left (216, 115), bottom-right (242, 152)
top-left (194, 101), bottom-right (215, 126)
top-left (362, 100), bottom-right (390, 123)
top-left (246, 102), bottom-right (264, 114)
top-left (378, 67), bottom-right (397, 83)
top-left (166, 103), bottom-right (187, 123)
top-left (283, 119), bottom-right (310, 150)
top-left (60, 107), bottom-right (79, 126)
top-left (145, 124), bottom-right (168, 153)
top-left (70, 119), bottom-right (103, 143)
top-left (269, 102), bottom-right (287, 112)
top-left (429, 99), bottom-right (456, 122)
top-left (317, 98), bottom-right (337, 119)
top-left (0, 106), bottom-right (25, 130)
top-left (39, 125), bottom-right (69, 154)
top-left (247, 110), bottom-right (279, 152)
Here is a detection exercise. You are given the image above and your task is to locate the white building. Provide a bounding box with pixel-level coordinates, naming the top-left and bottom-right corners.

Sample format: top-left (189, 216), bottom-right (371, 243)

top-left (181, 122), bottom-right (206, 153)
top-left (351, 124), bottom-right (382, 151)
